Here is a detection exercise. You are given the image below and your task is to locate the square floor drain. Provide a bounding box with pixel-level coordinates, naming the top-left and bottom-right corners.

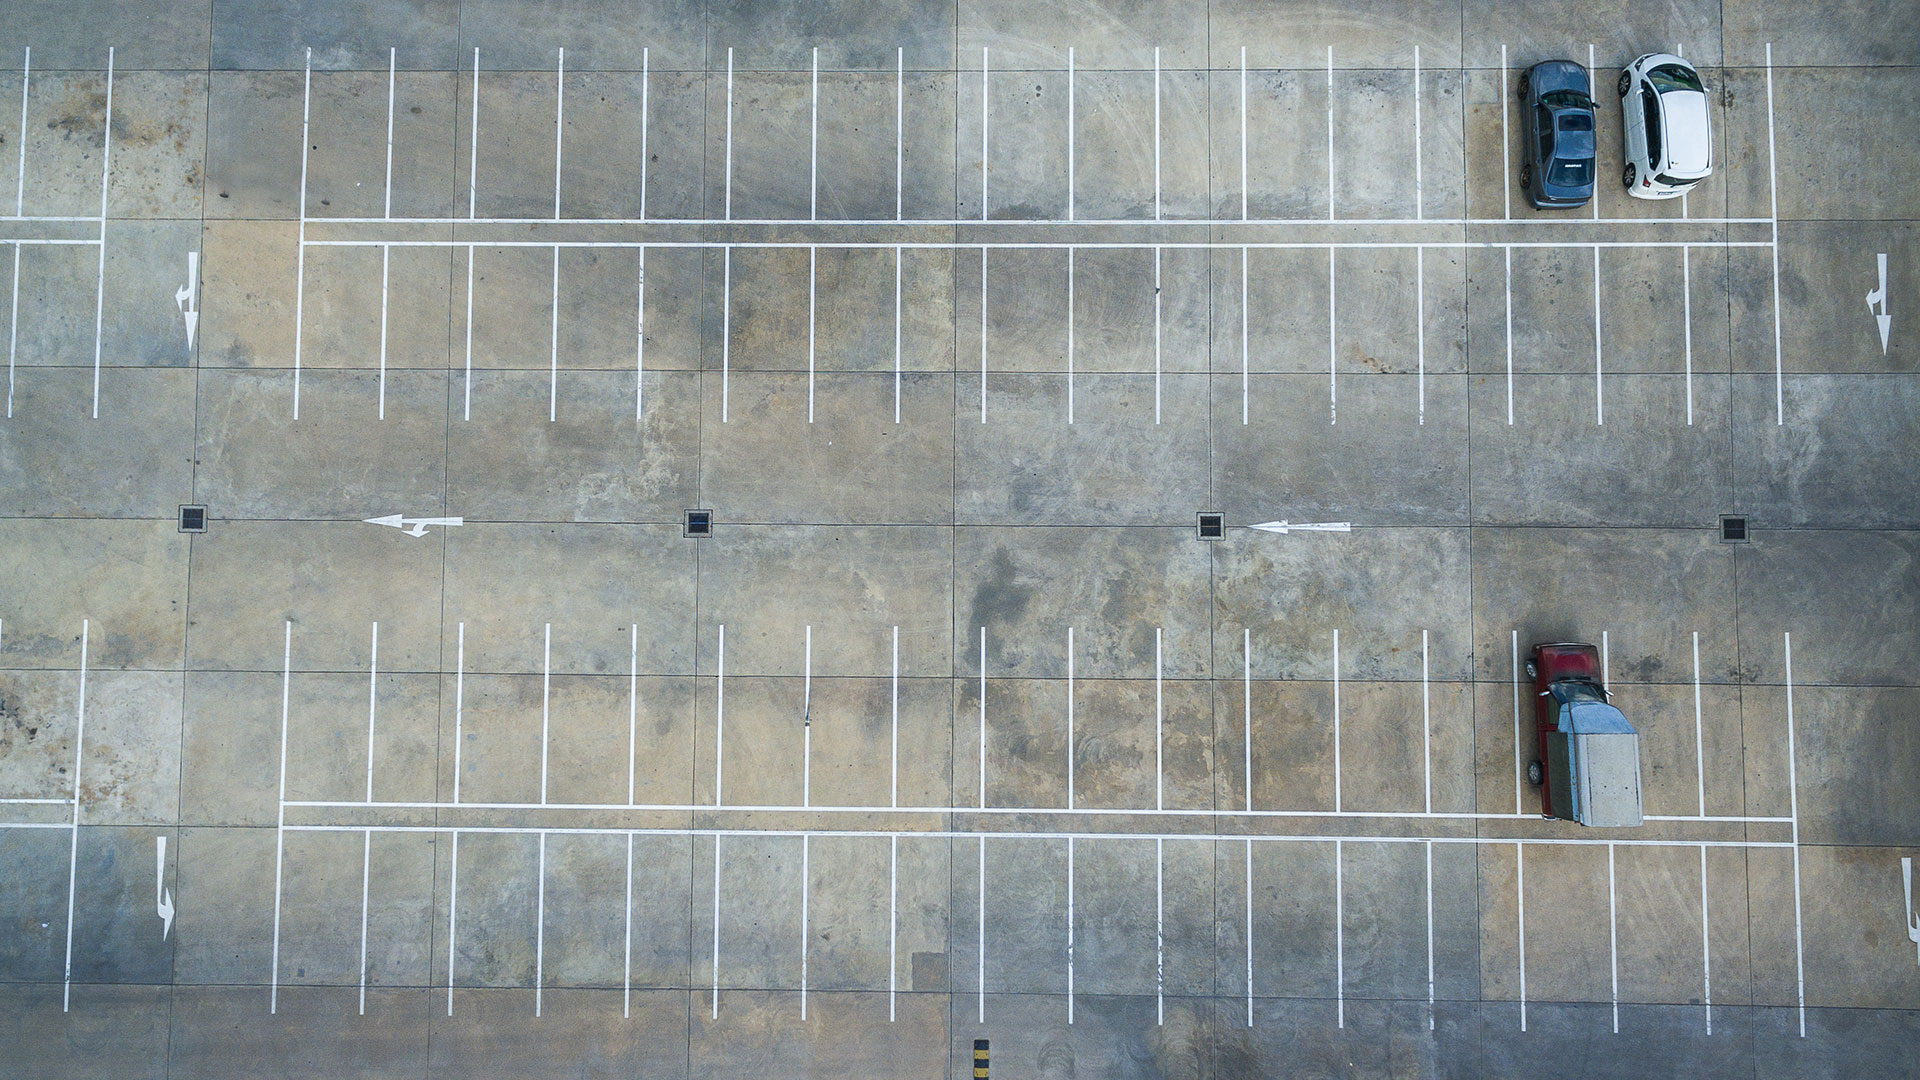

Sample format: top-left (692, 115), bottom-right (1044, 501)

top-left (1719, 515), bottom-right (1748, 543)
top-left (178, 505), bottom-right (207, 533)
top-left (684, 509), bottom-right (712, 537)
top-left (1196, 512), bottom-right (1225, 540)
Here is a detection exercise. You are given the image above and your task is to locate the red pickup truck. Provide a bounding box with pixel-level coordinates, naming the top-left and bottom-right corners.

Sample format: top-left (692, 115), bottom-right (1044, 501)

top-left (1526, 642), bottom-right (1644, 827)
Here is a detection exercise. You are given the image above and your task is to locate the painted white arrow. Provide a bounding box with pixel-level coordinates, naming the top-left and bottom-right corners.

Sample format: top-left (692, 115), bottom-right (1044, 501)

top-left (155, 835), bottom-right (174, 941)
top-left (1249, 520), bottom-right (1351, 535)
top-left (174, 251), bottom-right (199, 352)
top-left (1867, 252), bottom-right (1891, 356)
top-left (363, 514), bottom-right (465, 538)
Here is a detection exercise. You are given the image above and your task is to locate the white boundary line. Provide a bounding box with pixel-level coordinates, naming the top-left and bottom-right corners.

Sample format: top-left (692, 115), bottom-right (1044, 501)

top-left (1155, 836), bottom-right (1164, 1025)
top-left (978, 627), bottom-right (987, 808)
top-left (1785, 630), bottom-right (1804, 1036)
top-left (453, 623), bottom-right (464, 802)
top-left (539, 622), bottom-right (551, 803)
top-left (888, 833), bottom-right (898, 1021)
top-left (980, 47), bottom-right (988, 220)
top-left (714, 624), bottom-right (725, 805)
top-left (1500, 45), bottom-right (1510, 220)
top-left (1243, 629), bottom-right (1252, 812)
top-left (534, 831), bottom-right (546, 1016)
top-left (12, 48), bottom-right (25, 216)
top-left (270, 622), bottom-right (290, 1012)
top-left (636, 247), bottom-right (646, 418)
top-left (1512, 631), bottom-right (1523, 812)
top-left (1416, 248), bottom-right (1425, 423)
top-left (378, 245), bottom-right (390, 419)
top-left (462, 246), bottom-right (473, 420)
top-left (807, 246), bottom-right (816, 422)
top-left (1066, 626), bottom-right (1075, 809)
top-left (7, 242), bottom-right (18, 417)
top-left (1335, 838), bottom-right (1345, 1027)
top-left (979, 247), bottom-right (987, 423)
top-left (893, 245), bottom-right (902, 423)
top-left (1504, 247), bottom-right (1513, 424)
top-left (1067, 48), bottom-right (1075, 220)
top-left (1154, 627), bottom-right (1163, 809)
top-left (59, 620), bottom-right (88, 1012)
top-left (553, 49), bottom-right (563, 219)
top-left (721, 248), bottom-right (730, 422)
top-left (309, 238), bottom-right (1772, 252)
top-left (1766, 43), bottom-right (1783, 425)
top-left (1153, 246), bottom-right (1161, 423)
top-left (548, 246), bottom-right (559, 421)
top-left (1066, 247), bottom-right (1074, 423)
top-left (1682, 245), bottom-right (1693, 424)
top-left (1240, 246), bottom-right (1248, 425)
top-left (891, 626), bottom-right (900, 808)
top-left (803, 626), bottom-right (812, 806)
top-left (809, 48), bottom-right (818, 222)
top-left (357, 828), bottom-right (371, 1013)
top-left (1608, 840), bottom-right (1619, 1032)
top-left (1066, 834), bottom-right (1075, 1024)
top-left (294, 50), bottom-right (311, 418)
top-left (1244, 837), bottom-right (1253, 1027)
top-left (1239, 47), bottom-right (1248, 221)
top-left (639, 49), bottom-right (648, 222)
top-left (1422, 630), bottom-right (1432, 812)
top-left (1692, 631), bottom-right (1705, 816)
top-left (1517, 841), bottom-right (1527, 1030)
top-left (976, 836), bottom-right (986, 1023)
top-left (1153, 47), bottom-right (1161, 221)
top-left (1699, 843), bottom-right (1712, 1034)
top-left (467, 48), bottom-right (479, 219)
top-left (800, 833), bottom-right (809, 1018)
top-left (365, 622), bottom-right (378, 801)
top-left (710, 834), bottom-right (721, 1017)
top-left (1325, 46), bottom-right (1335, 220)
top-left (623, 832), bottom-right (634, 1017)
top-left (383, 49), bottom-right (395, 219)
top-left (1425, 839), bottom-right (1436, 1029)
top-left (1588, 44), bottom-right (1599, 221)
top-left (1327, 248), bottom-right (1336, 424)
top-left (1331, 629), bottom-right (1341, 810)
top-left (446, 830), bottom-right (458, 1014)
top-left (1593, 245), bottom-right (1604, 424)
top-left (628, 624), bottom-right (638, 804)
top-left (895, 48), bottom-right (903, 221)
top-left (88, 49), bottom-right (112, 420)
top-left (723, 49), bottom-right (733, 221)
top-left (1413, 45), bottom-right (1422, 219)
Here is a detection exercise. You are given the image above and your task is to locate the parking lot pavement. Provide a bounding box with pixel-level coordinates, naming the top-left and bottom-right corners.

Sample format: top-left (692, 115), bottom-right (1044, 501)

top-left (1, 1), bottom-right (1917, 1076)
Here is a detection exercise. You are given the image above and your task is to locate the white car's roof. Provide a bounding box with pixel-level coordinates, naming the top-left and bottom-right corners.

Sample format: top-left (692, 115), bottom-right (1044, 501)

top-left (1661, 89), bottom-right (1713, 175)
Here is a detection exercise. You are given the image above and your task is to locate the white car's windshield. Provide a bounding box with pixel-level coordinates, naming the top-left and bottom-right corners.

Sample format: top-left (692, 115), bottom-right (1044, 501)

top-left (1647, 64), bottom-right (1703, 93)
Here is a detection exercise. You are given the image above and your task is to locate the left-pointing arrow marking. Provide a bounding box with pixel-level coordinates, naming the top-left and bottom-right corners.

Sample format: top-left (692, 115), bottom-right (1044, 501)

top-left (364, 514), bottom-right (465, 538)
top-left (175, 251), bottom-right (199, 352)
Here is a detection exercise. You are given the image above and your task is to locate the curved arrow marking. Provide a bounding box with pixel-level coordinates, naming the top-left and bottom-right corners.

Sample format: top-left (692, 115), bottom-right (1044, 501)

top-left (364, 514), bottom-right (464, 538)
top-left (1867, 253), bottom-right (1891, 356)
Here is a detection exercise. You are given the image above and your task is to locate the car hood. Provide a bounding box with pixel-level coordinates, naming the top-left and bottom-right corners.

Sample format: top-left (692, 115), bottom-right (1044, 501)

top-left (1661, 90), bottom-right (1713, 174)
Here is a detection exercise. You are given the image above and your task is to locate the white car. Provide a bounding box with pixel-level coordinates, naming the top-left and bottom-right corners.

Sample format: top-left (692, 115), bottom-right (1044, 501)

top-left (1617, 54), bottom-right (1712, 199)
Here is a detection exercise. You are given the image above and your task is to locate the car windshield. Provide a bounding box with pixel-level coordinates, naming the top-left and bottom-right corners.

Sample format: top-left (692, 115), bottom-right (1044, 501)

top-left (1647, 63), bottom-right (1703, 93)
top-left (1548, 157), bottom-right (1593, 187)
top-left (1555, 112), bottom-right (1593, 132)
top-left (1654, 173), bottom-right (1697, 188)
top-left (1540, 89), bottom-right (1595, 112)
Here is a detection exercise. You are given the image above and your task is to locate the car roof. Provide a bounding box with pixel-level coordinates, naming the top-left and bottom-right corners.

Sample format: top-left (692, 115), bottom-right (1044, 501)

top-left (1659, 89), bottom-right (1713, 174)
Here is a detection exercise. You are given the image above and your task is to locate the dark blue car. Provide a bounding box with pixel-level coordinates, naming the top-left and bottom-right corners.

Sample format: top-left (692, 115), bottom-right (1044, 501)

top-left (1517, 60), bottom-right (1596, 209)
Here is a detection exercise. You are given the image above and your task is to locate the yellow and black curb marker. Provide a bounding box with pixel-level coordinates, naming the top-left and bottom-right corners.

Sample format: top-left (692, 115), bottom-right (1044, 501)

top-left (972, 1038), bottom-right (989, 1078)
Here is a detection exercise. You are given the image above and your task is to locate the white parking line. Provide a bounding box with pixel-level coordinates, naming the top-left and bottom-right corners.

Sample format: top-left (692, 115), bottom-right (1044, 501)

top-left (1692, 631), bottom-right (1705, 815)
top-left (1413, 45), bottom-right (1423, 219)
top-left (1153, 247), bottom-right (1161, 423)
top-left (59, 620), bottom-right (88, 1012)
top-left (1497, 247), bottom-right (1512, 424)
top-left (1500, 45), bottom-right (1510, 220)
top-left (1326, 47), bottom-right (1335, 220)
top-left (639, 49), bottom-right (648, 222)
top-left (1425, 839), bottom-right (1436, 1029)
top-left (979, 248), bottom-right (987, 423)
top-left (628, 624), bottom-right (638, 804)
top-left (383, 49), bottom-right (395, 219)
top-left (1608, 841), bottom-right (1619, 1032)
top-left (553, 49), bottom-right (564, 220)
top-left (980, 47), bottom-right (989, 220)
top-left (711, 834), bottom-right (721, 1017)
top-left (295, 50), bottom-right (312, 418)
top-left (803, 626), bottom-right (812, 806)
top-left (270, 622), bottom-right (291, 1013)
top-left (888, 834), bottom-right (898, 1021)
top-left (446, 830), bottom-right (458, 1014)
top-left (1422, 630), bottom-right (1432, 813)
top-left (462, 246), bottom-right (474, 420)
top-left (1240, 246), bottom-right (1248, 425)
top-left (1066, 626), bottom-right (1075, 809)
top-left (1699, 843), bottom-right (1711, 1034)
top-left (892, 246), bottom-right (901, 423)
top-left (358, 828), bottom-right (371, 1014)
top-left (978, 627), bottom-right (987, 808)
top-left (1784, 630), bottom-right (1804, 1036)
top-left (1328, 248), bottom-right (1337, 424)
top-left (1066, 834), bottom-right (1075, 1024)
top-left (623, 832), bottom-right (634, 1016)
top-left (88, 48), bottom-right (112, 420)
top-left (1588, 45), bottom-right (1599, 222)
top-left (1335, 838), bottom-right (1345, 1028)
top-left (1067, 47), bottom-right (1075, 221)
top-left (1512, 630), bottom-right (1523, 813)
top-left (1593, 245), bottom-right (1603, 424)
top-left (1517, 841), bottom-right (1527, 1030)
top-left (891, 626), bottom-right (900, 807)
top-left (800, 833), bottom-right (809, 1018)
top-left (1682, 245), bottom-right (1693, 424)
top-left (894, 48), bottom-right (903, 221)
top-left (1766, 44), bottom-right (1783, 426)
top-left (1154, 627), bottom-right (1163, 810)
top-left (12, 48), bottom-right (25, 215)
top-left (454, 623), bottom-right (465, 803)
top-left (645, 247), bottom-right (652, 417)
top-left (721, 248), bottom-right (731, 422)
top-left (976, 836), bottom-right (986, 1023)
top-left (1153, 48), bottom-right (1162, 221)
top-left (365, 622), bottom-right (378, 801)
top-left (807, 247), bottom-right (816, 422)
top-left (1601, 630), bottom-right (1610, 688)
top-left (467, 49), bottom-right (479, 218)
top-left (810, 48), bottom-right (818, 222)
top-left (724, 49), bottom-right (733, 221)
top-left (1155, 836), bottom-right (1164, 1025)
top-left (1416, 249), bottom-right (1425, 423)
top-left (378, 246), bottom-right (390, 419)
top-left (549, 246), bottom-right (559, 421)
top-left (1244, 837), bottom-right (1253, 1027)
top-left (1066, 247), bottom-right (1075, 423)
top-left (7, 242), bottom-right (18, 417)
top-left (540, 623), bottom-right (551, 803)
top-left (535, 830), bottom-right (546, 1016)
top-left (1239, 47), bottom-right (1248, 222)
top-left (1243, 629), bottom-right (1252, 812)
top-left (1332, 630), bottom-right (1341, 811)
top-left (715, 625), bottom-right (725, 805)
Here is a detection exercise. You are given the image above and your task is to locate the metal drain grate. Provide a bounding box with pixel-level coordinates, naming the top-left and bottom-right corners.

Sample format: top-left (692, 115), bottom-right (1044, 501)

top-left (1196, 512), bottom-right (1225, 540)
top-left (178, 505), bottom-right (207, 533)
top-left (1719, 515), bottom-right (1748, 543)
top-left (684, 509), bottom-right (712, 538)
